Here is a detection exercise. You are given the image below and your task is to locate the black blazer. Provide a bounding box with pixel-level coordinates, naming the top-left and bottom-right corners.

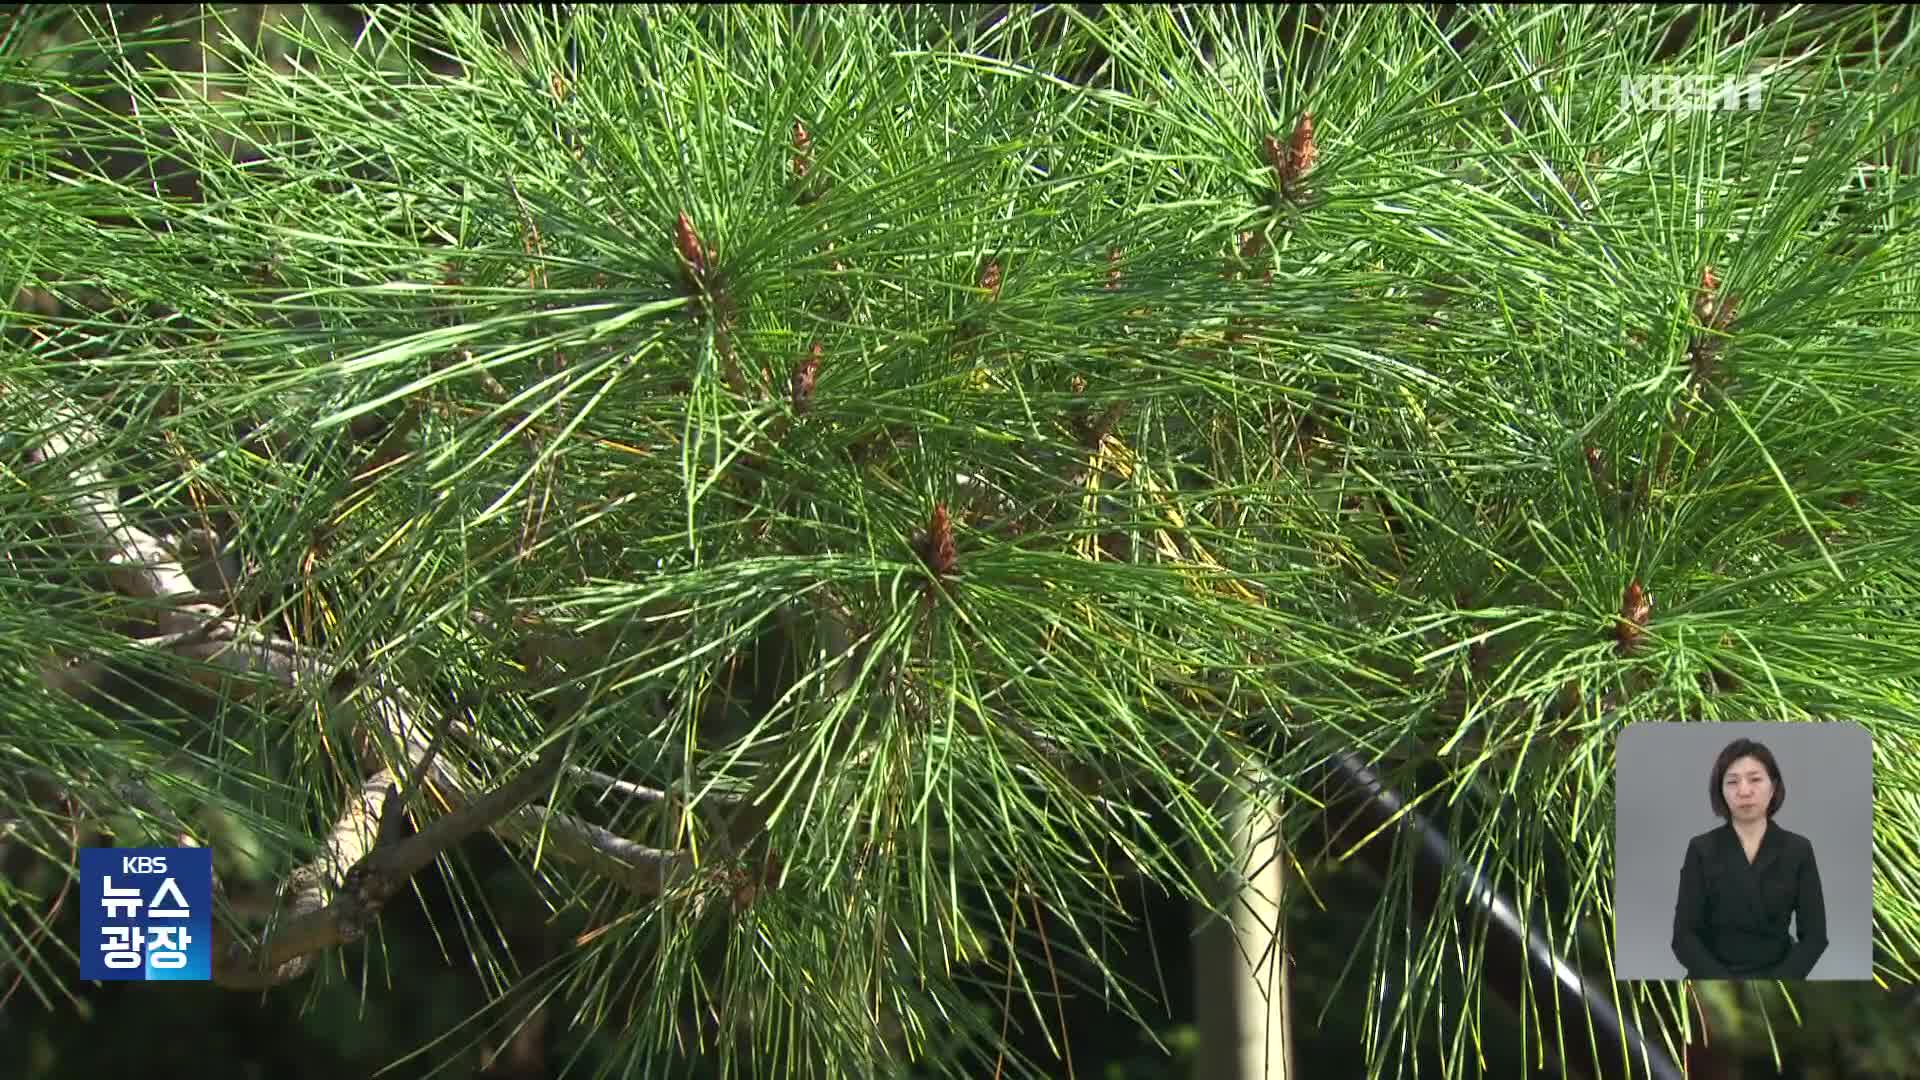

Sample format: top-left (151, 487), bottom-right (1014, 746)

top-left (1671, 821), bottom-right (1827, 979)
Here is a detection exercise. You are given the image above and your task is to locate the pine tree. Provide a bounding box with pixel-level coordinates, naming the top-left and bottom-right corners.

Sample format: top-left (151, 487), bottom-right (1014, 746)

top-left (3, 5), bottom-right (1918, 1077)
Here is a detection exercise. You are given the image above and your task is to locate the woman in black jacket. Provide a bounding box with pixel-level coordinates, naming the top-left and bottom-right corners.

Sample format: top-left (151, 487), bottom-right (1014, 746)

top-left (1671, 737), bottom-right (1828, 979)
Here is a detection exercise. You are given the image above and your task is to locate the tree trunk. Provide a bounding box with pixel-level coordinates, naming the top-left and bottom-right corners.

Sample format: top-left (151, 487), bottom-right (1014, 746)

top-left (1194, 773), bottom-right (1293, 1080)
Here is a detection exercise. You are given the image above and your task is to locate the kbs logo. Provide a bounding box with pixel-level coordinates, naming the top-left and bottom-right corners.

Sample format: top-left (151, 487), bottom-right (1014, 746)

top-left (1621, 74), bottom-right (1766, 114)
top-left (80, 847), bottom-right (212, 982)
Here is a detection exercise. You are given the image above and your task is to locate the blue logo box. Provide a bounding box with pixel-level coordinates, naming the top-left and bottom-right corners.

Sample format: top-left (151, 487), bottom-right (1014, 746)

top-left (79, 847), bottom-right (212, 981)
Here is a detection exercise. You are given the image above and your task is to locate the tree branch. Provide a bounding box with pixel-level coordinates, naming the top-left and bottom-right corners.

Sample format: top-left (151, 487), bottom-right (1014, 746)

top-left (16, 392), bottom-right (704, 957)
top-left (213, 741), bottom-right (570, 990)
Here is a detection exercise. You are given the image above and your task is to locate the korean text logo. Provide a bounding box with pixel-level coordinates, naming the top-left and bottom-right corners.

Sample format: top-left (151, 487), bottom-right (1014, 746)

top-left (80, 847), bottom-right (212, 981)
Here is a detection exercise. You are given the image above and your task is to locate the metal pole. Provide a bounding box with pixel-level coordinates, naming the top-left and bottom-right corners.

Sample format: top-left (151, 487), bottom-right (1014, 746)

top-left (1308, 749), bottom-right (1686, 1080)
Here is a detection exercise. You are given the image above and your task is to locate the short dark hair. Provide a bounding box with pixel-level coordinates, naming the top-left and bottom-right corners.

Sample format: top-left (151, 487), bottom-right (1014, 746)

top-left (1708, 738), bottom-right (1785, 821)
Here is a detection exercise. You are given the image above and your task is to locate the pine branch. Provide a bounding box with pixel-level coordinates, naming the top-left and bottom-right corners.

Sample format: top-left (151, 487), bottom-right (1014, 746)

top-left (16, 390), bottom-right (705, 967)
top-left (213, 740), bottom-right (569, 990)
